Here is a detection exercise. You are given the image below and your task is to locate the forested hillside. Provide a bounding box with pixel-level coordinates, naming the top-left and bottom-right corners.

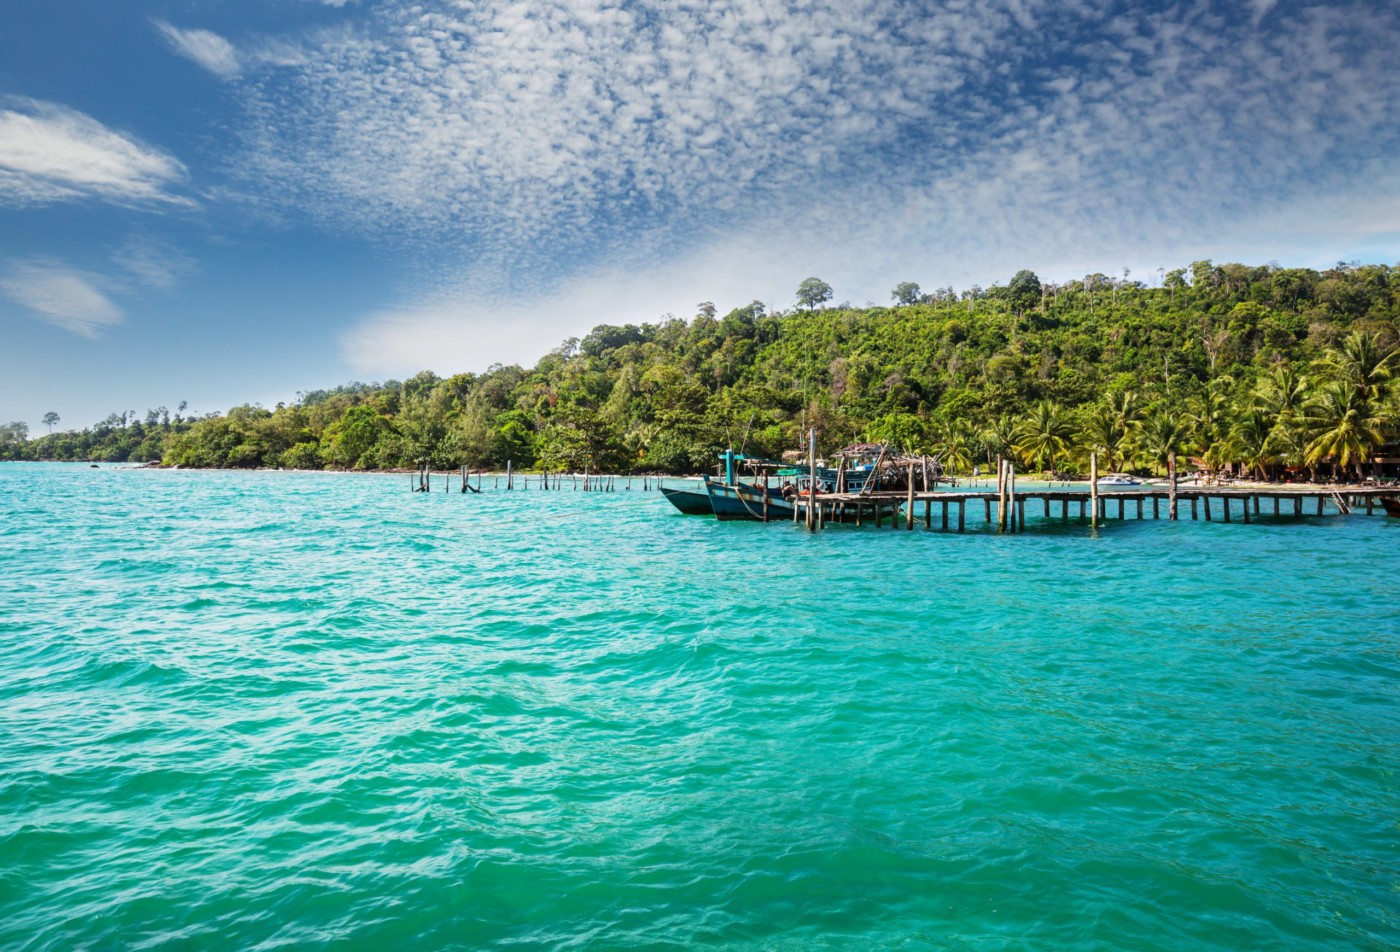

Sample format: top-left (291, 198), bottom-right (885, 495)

top-left (6, 259), bottom-right (1399, 478)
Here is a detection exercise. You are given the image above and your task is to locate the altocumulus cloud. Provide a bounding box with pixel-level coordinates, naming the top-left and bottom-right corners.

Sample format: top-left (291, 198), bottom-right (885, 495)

top-left (0, 99), bottom-right (190, 207)
top-left (212, 0), bottom-right (1400, 374)
top-left (0, 258), bottom-right (125, 338)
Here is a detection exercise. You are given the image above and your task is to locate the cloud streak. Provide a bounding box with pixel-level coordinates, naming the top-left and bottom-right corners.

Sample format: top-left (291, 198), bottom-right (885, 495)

top-left (0, 258), bottom-right (125, 337)
top-left (154, 20), bottom-right (242, 79)
top-left (0, 99), bottom-right (190, 208)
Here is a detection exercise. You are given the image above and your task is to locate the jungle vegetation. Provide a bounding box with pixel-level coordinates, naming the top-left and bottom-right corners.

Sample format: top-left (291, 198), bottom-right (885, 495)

top-left (5, 259), bottom-right (1399, 480)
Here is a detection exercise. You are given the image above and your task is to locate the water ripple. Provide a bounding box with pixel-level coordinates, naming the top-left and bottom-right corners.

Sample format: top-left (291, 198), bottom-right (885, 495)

top-left (1, 464), bottom-right (1398, 949)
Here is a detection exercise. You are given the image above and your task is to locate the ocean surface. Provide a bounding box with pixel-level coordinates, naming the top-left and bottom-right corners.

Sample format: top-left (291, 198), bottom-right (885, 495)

top-left (2, 462), bottom-right (1397, 950)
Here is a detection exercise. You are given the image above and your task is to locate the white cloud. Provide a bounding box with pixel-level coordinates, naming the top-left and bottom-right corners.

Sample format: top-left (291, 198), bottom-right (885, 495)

top-left (112, 237), bottom-right (195, 290)
top-left (232, 1), bottom-right (1399, 262)
top-left (153, 20), bottom-right (242, 80)
top-left (0, 259), bottom-right (125, 337)
top-left (234, 0), bottom-right (1399, 377)
top-left (0, 99), bottom-right (190, 207)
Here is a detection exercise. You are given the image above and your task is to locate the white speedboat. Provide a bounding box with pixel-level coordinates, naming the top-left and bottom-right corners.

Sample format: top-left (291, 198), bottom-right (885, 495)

top-left (1096, 473), bottom-right (1141, 489)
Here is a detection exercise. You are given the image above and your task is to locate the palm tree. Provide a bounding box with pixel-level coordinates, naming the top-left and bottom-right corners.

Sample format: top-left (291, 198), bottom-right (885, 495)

top-left (1253, 365), bottom-right (1310, 474)
top-left (1014, 401), bottom-right (1073, 473)
top-left (929, 417), bottom-right (974, 474)
top-left (1303, 380), bottom-right (1385, 481)
top-left (980, 413), bottom-right (1017, 466)
top-left (1078, 403), bottom-right (1130, 472)
top-left (1134, 406), bottom-right (1192, 518)
top-left (1185, 378), bottom-right (1235, 475)
top-left (1319, 330), bottom-right (1398, 403)
top-left (1106, 389), bottom-right (1142, 431)
top-left (1133, 407), bottom-right (1192, 477)
top-left (1230, 409), bottom-right (1275, 480)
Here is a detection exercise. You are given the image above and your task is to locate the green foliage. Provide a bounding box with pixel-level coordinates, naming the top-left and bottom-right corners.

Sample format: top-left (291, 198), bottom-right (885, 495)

top-left (891, 282), bottom-right (921, 306)
top-left (796, 277), bottom-right (833, 310)
top-left (9, 260), bottom-right (1399, 477)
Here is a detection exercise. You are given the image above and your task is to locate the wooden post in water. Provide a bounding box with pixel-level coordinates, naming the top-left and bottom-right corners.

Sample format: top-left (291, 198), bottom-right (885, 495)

top-left (1168, 451), bottom-right (1178, 520)
top-left (906, 460), bottom-right (915, 530)
top-left (807, 426), bottom-right (817, 532)
top-left (997, 456), bottom-right (1008, 532)
top-left (506, 459), bottom-right (513, 490)
top-left (958, 499), bottom-right (965, 532)
top-left (1090, 451), bottom-right (1100, 528)
top-left (1008, 462), bottom-right (1018, 533)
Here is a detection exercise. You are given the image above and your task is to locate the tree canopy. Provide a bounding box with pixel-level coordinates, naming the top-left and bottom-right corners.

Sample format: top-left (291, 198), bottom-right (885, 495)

top-left (8, 259), bottom-right (1399, 481)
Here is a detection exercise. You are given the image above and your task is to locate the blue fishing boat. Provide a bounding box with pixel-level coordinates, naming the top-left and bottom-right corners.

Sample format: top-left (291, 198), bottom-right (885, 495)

top-left (659, 485), bottom-right (714, 515)
top-left (703, 476), bottom-right (797, 522)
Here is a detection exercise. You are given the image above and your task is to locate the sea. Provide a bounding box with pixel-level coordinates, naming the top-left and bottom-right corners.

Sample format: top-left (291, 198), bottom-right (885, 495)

top-left (2, 462), bottom-right (1397, 949)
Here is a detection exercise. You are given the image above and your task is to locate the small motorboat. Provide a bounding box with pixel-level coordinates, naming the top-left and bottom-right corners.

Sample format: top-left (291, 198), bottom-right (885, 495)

top-left (1096, 473), bottom-right (1141, 488)
top-left (1380, 497), bottom-right (1400, 517)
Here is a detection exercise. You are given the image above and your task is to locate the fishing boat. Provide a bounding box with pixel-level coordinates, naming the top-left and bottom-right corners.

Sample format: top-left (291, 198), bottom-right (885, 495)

top-left (659, 485), bottom-right (714, 515)
top-left (704, 476), bottom-right (798, 522)
top-left (1380, 497), bottom-right (1400, 517)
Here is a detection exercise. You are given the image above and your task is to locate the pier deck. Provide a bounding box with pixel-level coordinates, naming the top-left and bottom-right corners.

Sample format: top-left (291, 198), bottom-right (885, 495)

top-left (795, 487), bottom-right (1400, 531)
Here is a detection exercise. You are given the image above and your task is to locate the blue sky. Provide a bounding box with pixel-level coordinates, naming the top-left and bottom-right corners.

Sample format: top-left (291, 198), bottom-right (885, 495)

top-left (3, 0), bottom-right (1398, 430)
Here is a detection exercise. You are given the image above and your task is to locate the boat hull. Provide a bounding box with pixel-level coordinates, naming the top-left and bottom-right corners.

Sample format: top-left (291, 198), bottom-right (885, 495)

top-left (705, 481), bottom-right (794, 522)
top-left (659, 487), bottom-right (713, 515)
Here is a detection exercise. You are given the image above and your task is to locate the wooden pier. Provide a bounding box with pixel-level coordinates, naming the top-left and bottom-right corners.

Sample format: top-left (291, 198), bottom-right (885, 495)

top-left (795, 487), bottom-right (1400, 532)
top-left (411, 461), bottom-right (664, 494)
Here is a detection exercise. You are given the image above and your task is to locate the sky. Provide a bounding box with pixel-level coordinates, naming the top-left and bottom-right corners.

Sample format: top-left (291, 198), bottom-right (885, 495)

top-left (2, 0), bottom-right (1399, 431)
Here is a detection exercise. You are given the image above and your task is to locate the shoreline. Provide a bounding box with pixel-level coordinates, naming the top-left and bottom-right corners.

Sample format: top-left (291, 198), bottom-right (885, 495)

top-left (8, 460), bottom-right (1391, 492)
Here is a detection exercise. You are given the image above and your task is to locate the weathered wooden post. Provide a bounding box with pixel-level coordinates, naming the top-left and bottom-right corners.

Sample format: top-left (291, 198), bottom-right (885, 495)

top-left (1168, 451), bottom-right (1178, 519)
top-left (505, 459), bottom-right (513, 490)
top-left (997, 456), bottom-right (1008, 532)
top-left (1008, 461), bottom-right (1018, 533)
top-left (906, 459), bottom-right (915, 530)
top-left (807, 426), bottom-right (818, 531)
top-left (1090, 451), bottom-right (1100, 528)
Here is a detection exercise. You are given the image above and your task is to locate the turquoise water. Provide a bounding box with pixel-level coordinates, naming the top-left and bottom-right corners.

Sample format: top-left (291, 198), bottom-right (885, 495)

top-left (2, 463), bottom-right (1397, 949)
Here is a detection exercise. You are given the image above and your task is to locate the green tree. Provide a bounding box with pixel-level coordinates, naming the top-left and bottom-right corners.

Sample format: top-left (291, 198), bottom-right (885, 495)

top-left (891, 282), bottom-right (921, 306)
top-left (1133, 407), bottom-right (1191, 478)
top-left (1078, 403), bottom-right (1130, 473)
top-left (796, 277), bottom-right (833, 310)
top-left (42, 411), bottom-right (59, 433)
top-left (1008, 270), bottom-right (1042, 314)
top-left (1303, 381), bottom-right (1384, 480)
top-left (1014, 401), bottom-right (1072, 472)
